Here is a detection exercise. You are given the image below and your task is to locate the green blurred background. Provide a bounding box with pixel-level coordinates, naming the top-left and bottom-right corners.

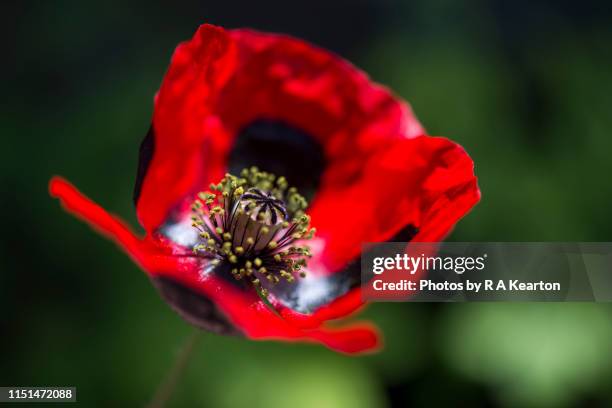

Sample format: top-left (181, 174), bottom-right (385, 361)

top-left (3, 0), bottom-right (612, 406)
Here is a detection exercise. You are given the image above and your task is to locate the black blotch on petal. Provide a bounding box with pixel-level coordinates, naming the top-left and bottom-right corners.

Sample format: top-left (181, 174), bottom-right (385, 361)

top-left (152, 276), bottom-right (242, 336)
top-left (133, 125), bottom-right (155, 206)
top-left (228, 119), bottom-right (326, 202)
top-left (388, 225), bottom-right (419, 242)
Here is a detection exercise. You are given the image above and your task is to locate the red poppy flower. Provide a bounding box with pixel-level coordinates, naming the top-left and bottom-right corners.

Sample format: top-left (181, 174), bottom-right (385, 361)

top-left (49, 24), bottom-right (480, 354)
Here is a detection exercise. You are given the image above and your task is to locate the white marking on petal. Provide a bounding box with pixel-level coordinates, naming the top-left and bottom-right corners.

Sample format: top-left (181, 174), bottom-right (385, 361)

top-left (163, 218), bottom-right (199, 248)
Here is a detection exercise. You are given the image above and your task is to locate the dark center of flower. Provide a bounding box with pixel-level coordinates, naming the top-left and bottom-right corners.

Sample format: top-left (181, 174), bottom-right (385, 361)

top-left (228, 119), bottom-right (325, 202)
top-left (190, 167), bottom-right (315, 299)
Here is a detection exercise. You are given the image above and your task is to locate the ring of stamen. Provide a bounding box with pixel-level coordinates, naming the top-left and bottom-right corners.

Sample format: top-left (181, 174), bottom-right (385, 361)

top-left (190, 167), bottom-right (315, 300)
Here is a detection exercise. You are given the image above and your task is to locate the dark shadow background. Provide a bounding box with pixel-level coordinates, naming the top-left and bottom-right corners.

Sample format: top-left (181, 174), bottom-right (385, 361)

top-left (3, 0), bottom-right (612, 406)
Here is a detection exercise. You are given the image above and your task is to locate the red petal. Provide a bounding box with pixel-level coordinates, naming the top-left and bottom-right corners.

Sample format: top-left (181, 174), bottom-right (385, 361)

top-left (137, 24), bottom-right (424, 234)
top-left (306, 323), bottom-right (381, 354)
top-left (272, 136), bottom-right (478, 328)
top-left (308, 136), bottom-right (480, 274)
top-left (137, 25), bottom-right (235, 233)
top-left (219, 28), bottom-right (424, 150)
top-left (152, 266), bottom-right (380, 354)
top-left (50, 177), bottom-right (380, 354)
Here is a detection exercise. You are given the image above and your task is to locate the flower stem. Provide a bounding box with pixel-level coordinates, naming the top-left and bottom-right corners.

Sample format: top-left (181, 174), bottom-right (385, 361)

top-left (147, 330), bottom-right (201, 408)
